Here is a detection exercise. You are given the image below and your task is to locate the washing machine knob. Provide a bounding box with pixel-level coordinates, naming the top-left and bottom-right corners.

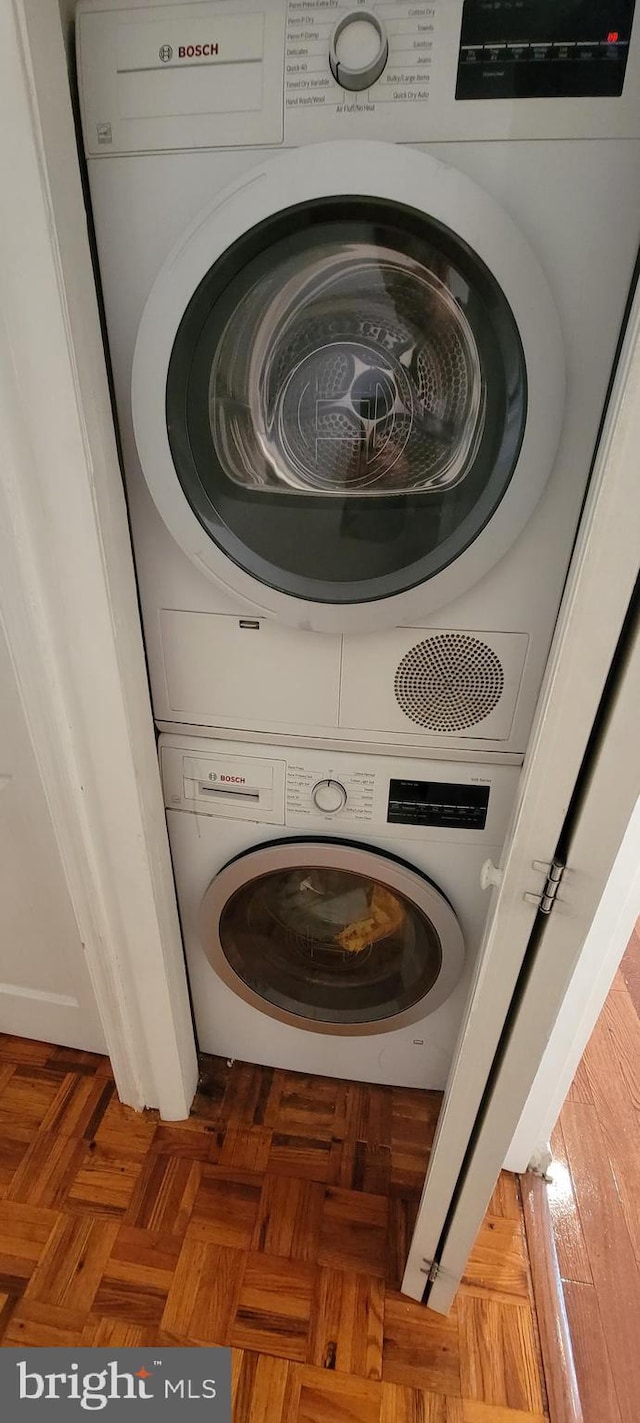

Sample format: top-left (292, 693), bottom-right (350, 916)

top-left (312, 778), bottom-right (348, 814)
top-left (329, 11), bottom-right (389, 92)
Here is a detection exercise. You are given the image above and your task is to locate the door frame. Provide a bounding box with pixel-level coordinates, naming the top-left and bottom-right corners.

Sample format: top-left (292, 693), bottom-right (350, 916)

top-left (0, 0), bottom-right (197, 1117)
top-left (2, 0), bottom-right (639, 1158)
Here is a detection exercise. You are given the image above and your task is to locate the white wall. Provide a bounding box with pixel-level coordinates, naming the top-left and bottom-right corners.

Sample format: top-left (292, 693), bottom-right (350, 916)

top-left (0, 611), bottom-right (106, 1051)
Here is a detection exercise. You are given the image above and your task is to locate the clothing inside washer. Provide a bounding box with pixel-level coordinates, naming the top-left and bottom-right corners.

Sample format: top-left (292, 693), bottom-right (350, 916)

top-left (217, 864), bottom-right (443, 1025)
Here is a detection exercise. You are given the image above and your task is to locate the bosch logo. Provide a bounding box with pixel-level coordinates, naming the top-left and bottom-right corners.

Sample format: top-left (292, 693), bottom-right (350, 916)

top-left (220, 775), bottom-right (246, 784)
top-left (158, 44), bottom-right (173, 61)
top-left (177, 42), bottom-right (219, 58)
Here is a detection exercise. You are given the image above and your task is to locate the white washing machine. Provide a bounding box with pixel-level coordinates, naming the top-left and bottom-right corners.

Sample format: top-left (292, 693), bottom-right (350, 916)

top-left (160, 734), bottom-right (519, 1087)
top-left (77, 0), bottom-right (640, 762)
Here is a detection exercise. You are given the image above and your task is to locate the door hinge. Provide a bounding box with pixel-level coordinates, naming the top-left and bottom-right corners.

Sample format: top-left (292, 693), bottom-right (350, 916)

top-left (524, 858), bottom-right (566, 915)
top-left (421, 1259), bottom-right (440, 1284)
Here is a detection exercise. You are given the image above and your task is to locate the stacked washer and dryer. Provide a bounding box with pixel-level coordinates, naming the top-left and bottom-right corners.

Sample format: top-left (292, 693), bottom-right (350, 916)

top-left (77, 0), bottom-right (640, 1088)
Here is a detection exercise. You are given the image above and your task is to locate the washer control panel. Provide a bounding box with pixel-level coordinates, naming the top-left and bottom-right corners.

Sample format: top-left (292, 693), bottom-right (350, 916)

top-left (160, 735), bottom-right (520, 843)
top-left (287, 762), bottom-right (375, 825)
top-left (388, 778), bottom-right (489, 829)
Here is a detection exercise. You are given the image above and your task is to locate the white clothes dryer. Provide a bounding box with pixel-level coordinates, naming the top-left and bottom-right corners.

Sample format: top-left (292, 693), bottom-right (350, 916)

top-left (77, 0), bottom-right (640, 758)
top-left (160, 734), bottom-right (519, 1088)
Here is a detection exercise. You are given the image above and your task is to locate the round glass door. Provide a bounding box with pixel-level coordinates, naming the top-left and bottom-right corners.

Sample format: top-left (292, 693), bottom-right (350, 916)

top-left (166, 197), bottom-right (526, 605)
top-left (198, 840), bottom-right (465, 1036)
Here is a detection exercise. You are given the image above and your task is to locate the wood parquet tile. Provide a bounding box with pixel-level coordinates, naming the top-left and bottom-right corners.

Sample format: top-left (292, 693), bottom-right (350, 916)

top-left (457, 1294), bottom-right (545, 1415)
top-left (296, 1363), bottom-right (382, 1422)
top-left (24, 1212), bottom-right (119, 1311)
top-left (308, 1265), bottom-right (384, 1379)
top-left (92, 1225), bottom-right (182, 1325)
top-left (125, 1152), bottom-right (201, 1233)
top-left (317, 1186), bottom-right (389, 1278)
top-left (461, 1214), bottom-right (529, 1303)
top-left (0, 1032), bottom-right (548, 1422)
top-left (232, 1352), bottom-right (301, 1423)
top-left (382, 1291), bottom-right (461, 1395)
top-left (0, 1199), bottom-right (60, 1292)
top-left (4, 1298), bottom-right (93, 1347)
top-left (267, 1131), bottom-right (334, 1184)
top-left (232, 1252), bottom-right (316, 1362)
top-left (188, 1166), bottom-right (262, 1248)
top-left (379, 1380), bottom-right (453, 1421)
top-left (487, 1171), bottom-right (522, 1222)
top-left (8, 1131), bottom-right (88, 1208)
top-left (252, 1174), bottom-right (325, 1261)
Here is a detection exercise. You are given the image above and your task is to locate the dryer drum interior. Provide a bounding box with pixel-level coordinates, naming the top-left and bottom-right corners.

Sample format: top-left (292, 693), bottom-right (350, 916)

top-left (166, 197), bottom-right (527, 605)
top-left (198, 840), bottom-right (466, 1035)
top-left (212, 246), bottom-right (485, 497)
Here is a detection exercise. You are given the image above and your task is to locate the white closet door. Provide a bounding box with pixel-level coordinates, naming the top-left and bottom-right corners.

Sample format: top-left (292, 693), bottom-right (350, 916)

top-left (422, 596), bottom-right (640, 1313)
top-left (402, 281), bottom-right (640, 1310)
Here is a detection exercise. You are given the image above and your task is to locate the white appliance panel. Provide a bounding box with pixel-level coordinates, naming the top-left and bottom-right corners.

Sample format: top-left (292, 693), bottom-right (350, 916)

top-left (77, 0), bottom-right (640, 754)
top-left (78, 0), bottom-right (285, 153)
top-left (160, 736), bottom-right (516, 841)
top-left (129, 139), bottom-right (563, 633)
top-left (160, 610), bottom-right (341, 728)
top-left (77, 0), bottom-right (640, 154)
top-left (82, 137), bottom-right (640, 750)
top-left (340, 627), bottom-right (529, 741)
top-left (160, 734), bottom-right (520, 1087)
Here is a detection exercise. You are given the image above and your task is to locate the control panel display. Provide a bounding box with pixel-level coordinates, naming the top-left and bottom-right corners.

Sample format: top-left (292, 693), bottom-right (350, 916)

top-left (457, 0), bottom-right (635, 99)
top-left (388, 779), bottom-right (489, 830)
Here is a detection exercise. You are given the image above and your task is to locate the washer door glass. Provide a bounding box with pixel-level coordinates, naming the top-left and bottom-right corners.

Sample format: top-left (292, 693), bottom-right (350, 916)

top-left (166, 197), bottom-right (526, 605)
top-left (199, 840), bottom-right (466, 1033)
top-left (220, 865), bottom-right (441, 1026)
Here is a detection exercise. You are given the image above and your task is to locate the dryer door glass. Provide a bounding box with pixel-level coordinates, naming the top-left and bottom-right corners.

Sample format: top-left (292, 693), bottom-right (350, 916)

top-left (213, 857), bottom-right (450, 1029)
top-left (166, 198), bottom-right (526, 606)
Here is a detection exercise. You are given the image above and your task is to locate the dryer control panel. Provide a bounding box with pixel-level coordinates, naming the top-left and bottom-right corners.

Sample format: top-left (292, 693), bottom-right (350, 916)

top-left (281, 0), bottom-right (640, 143)
top-left (285, 1), bottom-right (433, 111)
top-left (77, 0), bottom-right (640, 159)
top-left (457, 0), bottom-right (635, 100)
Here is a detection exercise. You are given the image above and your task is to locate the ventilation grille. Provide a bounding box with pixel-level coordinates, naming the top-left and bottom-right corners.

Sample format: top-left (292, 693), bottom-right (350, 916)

top-left (394, 633), bottom-right (505, 732)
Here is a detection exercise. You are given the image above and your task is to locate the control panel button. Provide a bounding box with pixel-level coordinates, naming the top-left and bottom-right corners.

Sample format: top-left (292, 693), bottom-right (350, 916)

top-left (329, 11), bottom-right (389, 91)
top-left (312, 778), bottom-right (348, 814)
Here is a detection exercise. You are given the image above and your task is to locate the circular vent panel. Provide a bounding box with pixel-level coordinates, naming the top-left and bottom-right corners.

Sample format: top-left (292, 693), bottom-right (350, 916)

top-left (394, 633), bottom-right (505, 732)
